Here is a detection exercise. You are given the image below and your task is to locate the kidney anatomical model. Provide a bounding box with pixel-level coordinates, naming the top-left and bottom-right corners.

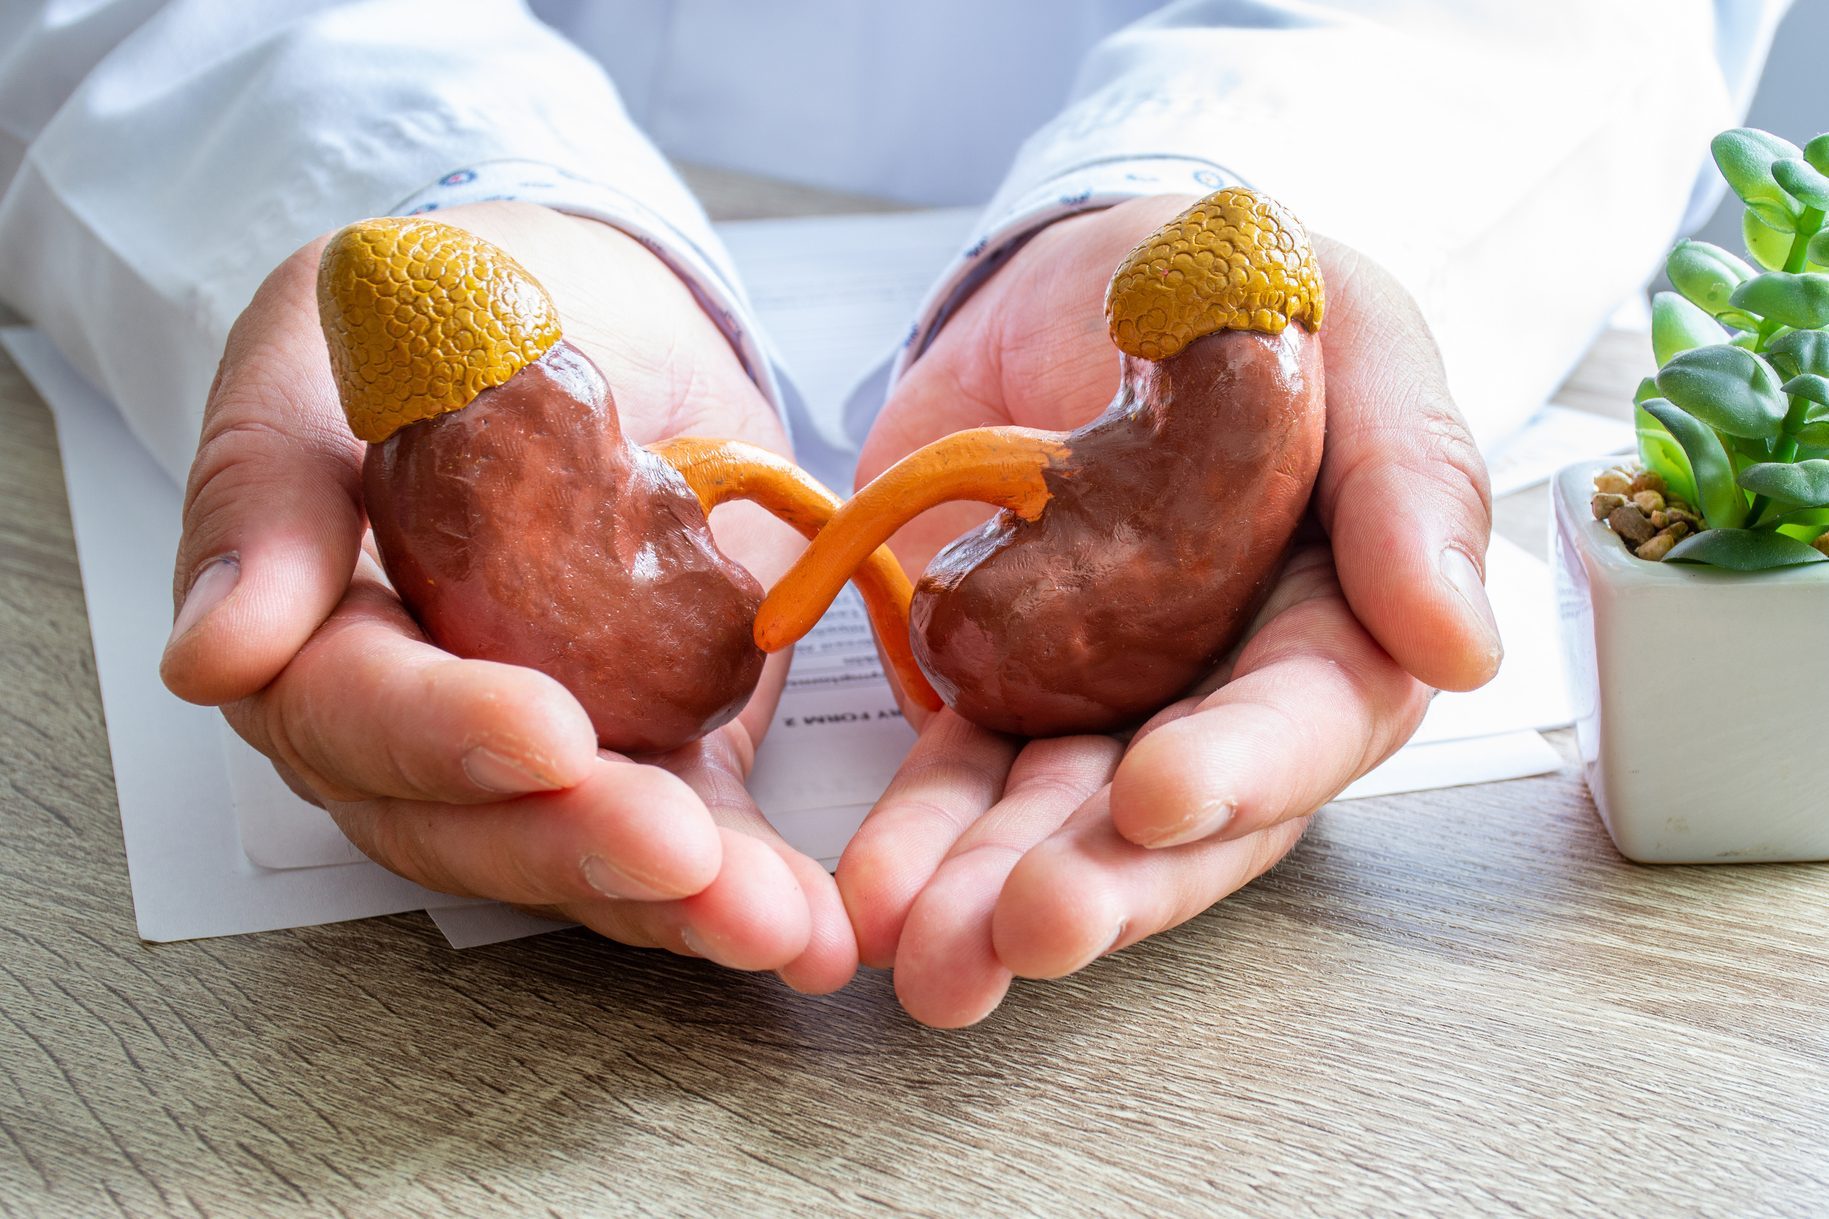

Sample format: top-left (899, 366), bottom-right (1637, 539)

top-left (317, 218), bottom-right (936, 754)
top-left (756, 188), bottom-right (1327, 737)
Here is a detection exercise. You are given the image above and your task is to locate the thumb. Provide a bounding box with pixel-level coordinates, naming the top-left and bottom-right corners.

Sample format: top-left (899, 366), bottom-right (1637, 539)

top-left (1312, 239), bottom-right (1501, 693)
top-left (161, 240), bottom-right (366, 706)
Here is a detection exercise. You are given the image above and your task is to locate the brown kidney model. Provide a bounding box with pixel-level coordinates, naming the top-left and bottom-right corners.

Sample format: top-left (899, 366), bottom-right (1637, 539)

top-left (319, 218), bottom-right (937, 755)
top-left (755, 188), bottom-right (1327, 738)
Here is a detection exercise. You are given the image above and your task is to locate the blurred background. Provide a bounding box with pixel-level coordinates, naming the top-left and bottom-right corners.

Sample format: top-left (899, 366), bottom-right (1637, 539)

top-left (1692, 0), bottom-right (1827, 248)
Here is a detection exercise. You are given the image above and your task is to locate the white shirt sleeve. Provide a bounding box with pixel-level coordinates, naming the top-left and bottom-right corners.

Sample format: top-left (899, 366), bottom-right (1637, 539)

top-left (0, 0), bottom-right (776, 486)
top-left (898, 0), bottom-right (1793, 450)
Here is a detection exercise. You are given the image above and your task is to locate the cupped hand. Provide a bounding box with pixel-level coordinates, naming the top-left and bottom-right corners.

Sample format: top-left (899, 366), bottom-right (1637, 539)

top-left (160, 202), bottom-right (855, 992)
top-left (842, 196), bottom-right (1501, 1025)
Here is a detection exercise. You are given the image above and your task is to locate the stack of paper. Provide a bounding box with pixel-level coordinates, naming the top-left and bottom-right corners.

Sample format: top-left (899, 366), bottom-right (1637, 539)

top-left (4, 207), bottom-right (1627, 949)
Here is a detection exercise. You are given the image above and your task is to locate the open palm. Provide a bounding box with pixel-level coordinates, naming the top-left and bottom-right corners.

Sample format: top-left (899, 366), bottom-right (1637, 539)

top-left (839, 196), bottom-right (1502, 1026)
top-left (162, 203), bottom-right (856, 992)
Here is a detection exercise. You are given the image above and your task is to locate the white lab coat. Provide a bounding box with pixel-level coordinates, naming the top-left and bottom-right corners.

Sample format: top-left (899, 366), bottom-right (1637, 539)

top-left (0, 1), bottom-right (1790, 487)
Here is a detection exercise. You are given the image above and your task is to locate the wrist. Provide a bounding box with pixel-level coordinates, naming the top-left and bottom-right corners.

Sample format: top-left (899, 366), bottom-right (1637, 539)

top-left (391, 163), bottom-right (785, 434)
top-left (895, 171), bottom-right (1223, 386)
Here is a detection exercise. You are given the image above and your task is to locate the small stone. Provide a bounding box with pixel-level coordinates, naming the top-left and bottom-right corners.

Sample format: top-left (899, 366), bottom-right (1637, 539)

top-left (1608, 504), bottom-right (1658, 547)
top-left (1632, 490), bottom-right (1666, 514)
top-left (1591, 492), bottom-right (1628, 520)
top-left (1594, 470), bottom-right (1632, 495)
top-left (1666, 520), bottom-right (1691, 541)
top-left (1815, 534), bottom-right (1829, 558)
top-left (1629, 470), bottom-right (1667, 497)
top-left (1636, 531), bottom-right (1679, 561)
top-left (1650, 510), bottom-right (1669, 528)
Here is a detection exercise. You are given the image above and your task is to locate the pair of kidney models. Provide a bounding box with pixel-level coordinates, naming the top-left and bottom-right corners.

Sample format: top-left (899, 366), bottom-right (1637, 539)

top-left (315, 188), bottom-right (1325, 754)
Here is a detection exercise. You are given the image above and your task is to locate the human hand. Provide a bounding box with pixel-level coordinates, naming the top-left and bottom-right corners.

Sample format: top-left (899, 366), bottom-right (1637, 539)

top-left (841, 196), bottom-right (1500, 1024)
top-left (160, 202), bottom-right (854, 992)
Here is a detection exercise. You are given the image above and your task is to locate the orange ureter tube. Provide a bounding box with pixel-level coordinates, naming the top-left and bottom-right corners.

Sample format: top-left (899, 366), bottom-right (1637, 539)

top-left (752, 426), bottom-right (1072, 654)
top-left (648, 436), bottom-right (943, 713)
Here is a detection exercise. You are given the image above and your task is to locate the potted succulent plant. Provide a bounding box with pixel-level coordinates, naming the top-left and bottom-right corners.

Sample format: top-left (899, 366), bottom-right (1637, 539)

top-left (1554, 126), bottom-right (1829, 863)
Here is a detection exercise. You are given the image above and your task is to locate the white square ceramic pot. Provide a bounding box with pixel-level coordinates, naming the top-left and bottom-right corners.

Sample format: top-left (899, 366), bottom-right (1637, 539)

top-left (1553, 460), bottom-right (1829, 864)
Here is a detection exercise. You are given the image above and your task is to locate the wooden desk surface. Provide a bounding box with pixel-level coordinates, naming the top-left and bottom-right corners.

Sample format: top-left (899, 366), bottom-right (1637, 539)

top-left (3, 172), bottom-right (1826, 1218)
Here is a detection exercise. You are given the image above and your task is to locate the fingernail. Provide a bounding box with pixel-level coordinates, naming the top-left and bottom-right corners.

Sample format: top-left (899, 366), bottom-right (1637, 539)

top-left (580, 854), bottom-right (641, 900)
top-left (679, 927), bottom-right (709, 958)
top-left (1143, 799), bottom-right (1235, 849)
top-left (462, 746), bottom-right (553, 794)
top-left (167, 554), bottom-right (239, 647)
top-left (1439, 546), bottom-right (1503, 662)
top-left (1102, 920), bottom-right (1129, 957)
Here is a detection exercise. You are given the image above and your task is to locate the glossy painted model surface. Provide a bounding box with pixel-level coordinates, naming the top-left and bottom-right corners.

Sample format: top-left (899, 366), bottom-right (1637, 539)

top-left (366, 341), bottom-right (766, 753)
top-left (757, 188), bottom-right (1327, 735)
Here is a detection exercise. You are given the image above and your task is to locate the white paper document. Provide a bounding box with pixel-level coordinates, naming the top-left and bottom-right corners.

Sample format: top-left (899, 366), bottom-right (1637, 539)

top-left (10, 206), bottom-right (1582, 949)
top-left (2, 326), bottom-right (470, 939)
top-left (1339, 731), bottom-right (1561, 802)
top-left (1411, 535), bottom-right (1570, 746)
top-left (748, 588), bottom-right (913, 866)
top-left (427, 902), bottom-right (573, 950)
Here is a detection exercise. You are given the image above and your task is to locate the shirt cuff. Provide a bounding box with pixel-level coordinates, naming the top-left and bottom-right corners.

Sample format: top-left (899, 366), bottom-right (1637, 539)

top-left (890, 154), bottom-right (1244, 385)
top-left (392, 159), bottom-right (787, 429)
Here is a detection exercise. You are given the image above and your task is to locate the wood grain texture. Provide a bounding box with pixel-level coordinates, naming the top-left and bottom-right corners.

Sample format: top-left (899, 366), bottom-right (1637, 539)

top-left (2, 182), bottom-right (1826, 1218)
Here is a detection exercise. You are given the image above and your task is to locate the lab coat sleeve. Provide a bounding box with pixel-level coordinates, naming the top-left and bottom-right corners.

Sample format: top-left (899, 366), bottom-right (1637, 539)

top-left (0, 0), bottom-right (778, 486)
top-left (896, 0), bottom-right (1793, 449)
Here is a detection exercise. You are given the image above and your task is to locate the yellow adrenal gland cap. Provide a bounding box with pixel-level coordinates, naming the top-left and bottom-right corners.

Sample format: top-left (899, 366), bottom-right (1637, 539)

top-left (1105, 186), bottom-right (1324, 363)
top-left (317, 217), bottom-right (563, 443)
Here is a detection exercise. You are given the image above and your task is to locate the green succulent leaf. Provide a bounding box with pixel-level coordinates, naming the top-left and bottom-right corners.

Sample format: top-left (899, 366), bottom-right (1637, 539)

top-left (1737, 459), bottom-right (1829, 507)
top-left (1634, 403), bottom-right (1699, 507)
top-left (1807, 134), bottom-right (1829, 176)
top-left (1666, 240), bottom-right (1755, 316)
top-left (1651, 291), bottom-right (1728, 364)
top-left (1654, 344), bottom-right (1788, 439)
top-left (1747, 199), bottom-right (1799, 233)
top-left (1782, 372), bottom-right (1829, 408)
top-left (1732, 436), bottom-right (1776, 468)
top-left (1810, 229), bottom-right (1829, 268)
top-left (1666, 528), bottom-right (1828, 570)
top-left (1767, 327), bottom-right (1829, 378)
top-left (1774, 159), bottom-right (1829, 210)
top-left (1641, 398), bottom-right (1748, 529)
top-left (1768, 505), bottom-right (1829, 529)
top-left (1797, 420), bottom-right (1829, 447)
top-left (1730, 272), bottom-right (1829, 329)
top-left (1746, 209), bottom-right (1810, 271)
top-left (1713, 128), bottom-right (1804, 223)
top-left (1633, 375), bottom-right (1660, 406)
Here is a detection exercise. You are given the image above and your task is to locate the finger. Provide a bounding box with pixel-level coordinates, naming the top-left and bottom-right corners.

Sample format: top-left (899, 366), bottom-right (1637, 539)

top-left (662, 829), bottom-right (811, 973)
top-left (328, 753), bottom-right (723, 906)
top-left (1109, 555), bottom-right (1429, 849)
top-left (774, 848), bottom-right (861, 995)
top-left (1311, 238), bottom-right (1500, 692)
top-left (992, 793), bottom-right (1310, 980)
top-left (657, 734), bottom-right (851, 989)
top-left (889, 847), bottom-right (1015, 1029)
top-left (162, 239), bottom-right (370, 706)
top-left (224, 559), bottom-right (597, 805)
top-left (562, 827), bottom-right (810, 973)
top-left (890, 735), bottom-right (1121, 1028)
top-left (834, 712), bottom-right (1019, 969)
